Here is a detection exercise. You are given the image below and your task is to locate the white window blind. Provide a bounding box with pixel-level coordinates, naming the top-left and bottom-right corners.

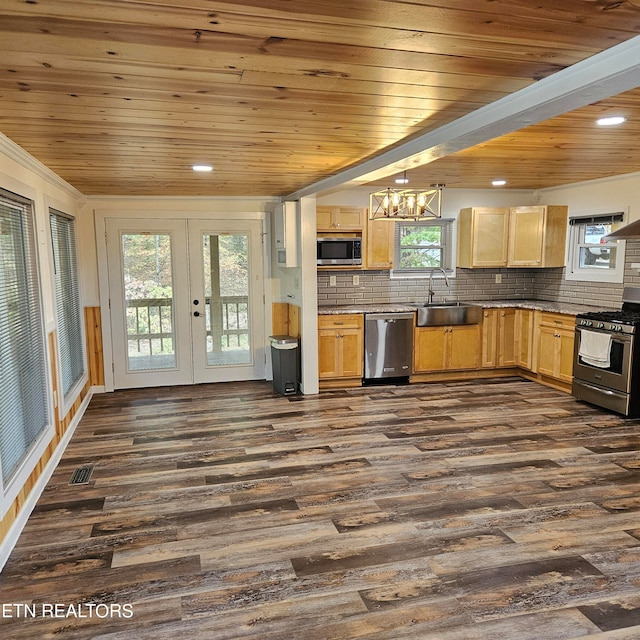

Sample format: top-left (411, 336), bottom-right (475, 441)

top-left (0, 190), bottom-right (48, 485)
top-left (391, 219), bottom-right (454, 278)
top-left (50, 209), bottom-right (85, 400)
top-left (566, 211), bottom-right (626, 284)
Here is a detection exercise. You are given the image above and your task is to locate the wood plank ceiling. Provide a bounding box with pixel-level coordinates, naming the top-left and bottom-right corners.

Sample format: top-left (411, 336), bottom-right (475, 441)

top-left (0, 0), bottom-right (639, 196)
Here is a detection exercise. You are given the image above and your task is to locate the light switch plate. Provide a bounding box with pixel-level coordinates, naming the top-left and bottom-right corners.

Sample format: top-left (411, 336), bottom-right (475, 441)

top-left (329, 275), bottom-right (337, 286)
top-left (495, 273), bottom-right (502, 284)
top-left (353, 275), bottom-right (360, 285)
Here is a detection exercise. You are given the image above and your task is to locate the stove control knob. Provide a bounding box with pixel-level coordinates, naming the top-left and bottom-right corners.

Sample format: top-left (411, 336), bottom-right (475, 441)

top-left (597, 322), bottom-right (605, 329)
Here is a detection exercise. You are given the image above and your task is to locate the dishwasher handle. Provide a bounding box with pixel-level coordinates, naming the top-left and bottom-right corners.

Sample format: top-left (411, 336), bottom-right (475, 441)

top-left (365, 312), bottom-right (415, 322)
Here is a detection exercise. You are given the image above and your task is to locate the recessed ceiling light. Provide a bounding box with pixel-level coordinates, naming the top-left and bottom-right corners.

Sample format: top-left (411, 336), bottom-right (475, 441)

top-left (492, 179), bottom-right (507, 186)
top-left (596, 116), bottom-right (626, 126)
top-left (192, 164), bottom-right (213, 172)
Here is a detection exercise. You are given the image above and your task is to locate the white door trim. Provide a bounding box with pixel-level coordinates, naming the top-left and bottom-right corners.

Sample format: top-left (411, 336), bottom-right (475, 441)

top-left (95, 209), bottom-right (270, 392)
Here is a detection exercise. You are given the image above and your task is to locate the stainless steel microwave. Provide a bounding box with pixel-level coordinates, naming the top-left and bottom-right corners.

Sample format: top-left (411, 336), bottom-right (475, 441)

top-left (317, 237), bottom-right (362, 266)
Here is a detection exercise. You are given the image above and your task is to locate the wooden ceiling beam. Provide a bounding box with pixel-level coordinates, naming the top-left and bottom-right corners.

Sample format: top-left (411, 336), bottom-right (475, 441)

top-left (288, 35), bottom-right (640, 198)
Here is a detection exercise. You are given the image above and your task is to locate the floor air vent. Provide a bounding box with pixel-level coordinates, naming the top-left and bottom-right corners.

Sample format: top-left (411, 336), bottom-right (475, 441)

top-left (69, 465), bottom-right (94, 485)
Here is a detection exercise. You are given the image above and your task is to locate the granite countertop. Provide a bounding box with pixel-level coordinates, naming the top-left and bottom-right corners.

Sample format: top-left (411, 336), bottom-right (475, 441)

top-left (317, 299), bottom-right (612, 316)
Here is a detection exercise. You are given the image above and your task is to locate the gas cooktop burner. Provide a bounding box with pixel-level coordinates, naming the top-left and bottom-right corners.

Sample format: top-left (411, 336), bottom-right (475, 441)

top-left (578, 310), bottom-right (640, 326)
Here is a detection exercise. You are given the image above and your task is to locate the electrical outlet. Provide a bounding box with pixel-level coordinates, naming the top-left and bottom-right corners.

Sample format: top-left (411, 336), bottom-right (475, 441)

top-left (353, 275), bottom-right (360, 286)
top-left (294, 277), bottom-right (300, 289)
top-left (329, 275), bottom-right (337, 286)
top-left (495, 273), bottom-right (502, 284)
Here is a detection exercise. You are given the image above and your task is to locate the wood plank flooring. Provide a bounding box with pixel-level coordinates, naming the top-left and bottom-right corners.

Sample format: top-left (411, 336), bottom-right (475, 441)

top-left (3, 377), bottom-right (640, 638)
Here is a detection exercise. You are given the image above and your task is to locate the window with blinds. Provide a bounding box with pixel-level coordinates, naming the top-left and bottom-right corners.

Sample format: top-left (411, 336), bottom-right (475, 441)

top-left (391, 219), bottom-right (454, 278)
top-left (0, 190), bottom-right (49, 486)
top-left (566, 211), bottom-right (626, 284)
top-left (50, 209), bottom-right (85, 401)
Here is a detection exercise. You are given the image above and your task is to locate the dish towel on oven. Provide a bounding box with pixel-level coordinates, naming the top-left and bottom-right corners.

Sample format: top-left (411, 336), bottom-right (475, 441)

top-left (579, 329), bottom-right (612, 368)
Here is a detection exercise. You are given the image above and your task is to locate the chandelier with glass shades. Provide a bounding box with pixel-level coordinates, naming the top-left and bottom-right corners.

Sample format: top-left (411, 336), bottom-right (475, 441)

top-left (369, 182), bottom-right (445, 220)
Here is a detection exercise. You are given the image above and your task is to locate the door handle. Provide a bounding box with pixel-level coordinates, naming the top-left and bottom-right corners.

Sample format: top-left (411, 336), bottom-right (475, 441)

top-left (193, 299), bottom-right (200, 305)
top-left (193, 311), bottom-right (201, 317)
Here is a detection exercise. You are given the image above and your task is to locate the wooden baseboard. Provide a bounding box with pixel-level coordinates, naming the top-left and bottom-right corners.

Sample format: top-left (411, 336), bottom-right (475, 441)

top-left (518, 371), bottom-right (572, 393)
top-left (319, 378), bottom-right (363, 389)
top-left (410, 368), bottom-right (520, 384)
top-left (321, 367), bottom-right (573, 393)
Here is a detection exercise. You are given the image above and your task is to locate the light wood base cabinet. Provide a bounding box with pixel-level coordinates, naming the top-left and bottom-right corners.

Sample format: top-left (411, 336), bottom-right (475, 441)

top-left (318, 314), bottom-right (364, 380)
top-left (414, 324), bottom-right (481, 372)
top-left (516, 309), bottom-right (534, 370)
top-left (482, 308), bottom-right (516, 368)
top-left (536, 312), bottom-right (575, 384)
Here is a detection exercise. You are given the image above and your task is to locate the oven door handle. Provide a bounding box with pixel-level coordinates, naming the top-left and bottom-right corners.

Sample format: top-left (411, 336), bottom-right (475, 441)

top-left (576, 327), bottom-right (632, 342)
top-left (574, 379), bottom-right (622, 397)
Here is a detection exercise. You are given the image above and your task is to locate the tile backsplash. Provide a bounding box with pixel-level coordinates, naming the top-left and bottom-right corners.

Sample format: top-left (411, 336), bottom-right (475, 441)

top-left (318, 240), bottom-right (640, 309)
top-left (318, 268), bottom-right (536, 306)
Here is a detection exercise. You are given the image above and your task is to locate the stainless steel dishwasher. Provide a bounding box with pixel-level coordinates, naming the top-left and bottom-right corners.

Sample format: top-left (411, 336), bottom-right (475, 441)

top-left (364, 312), bottom-right (414, 383)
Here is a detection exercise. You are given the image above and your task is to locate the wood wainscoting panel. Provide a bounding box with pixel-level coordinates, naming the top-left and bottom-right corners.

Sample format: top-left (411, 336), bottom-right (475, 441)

top-left (84, 306), bottom-right (104, 387)
top-left (272, 302), bottom-right (301, 339)
top-left (272, 302), bottom-right (290, 336)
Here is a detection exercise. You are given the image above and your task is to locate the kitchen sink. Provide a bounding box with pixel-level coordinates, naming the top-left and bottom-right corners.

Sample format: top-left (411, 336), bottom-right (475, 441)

top-left (411, 302), bottom-right (483, 326)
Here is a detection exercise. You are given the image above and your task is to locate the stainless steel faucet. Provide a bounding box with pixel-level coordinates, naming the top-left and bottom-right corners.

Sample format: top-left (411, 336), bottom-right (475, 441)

top-left (428, 268), bottom-right (450, 304)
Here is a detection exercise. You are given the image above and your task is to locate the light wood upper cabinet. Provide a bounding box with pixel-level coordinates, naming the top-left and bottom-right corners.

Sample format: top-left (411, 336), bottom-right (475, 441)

top-left (508, 205), bottom-right (568, 267)
top-left (317, 206), bottom-right (365, 231)
top-left (458, 205), bottom-right (568, 268)
top-left (458, 207), bottom-right (509, 268)
top-left (508, 206), bottom-right (545, 267)
top-left (318, 314), bottom-right (364, 380)
top-left (414, 324), bottom-right (481, 372)
top-left (365, 217), bottom-right (395, 269)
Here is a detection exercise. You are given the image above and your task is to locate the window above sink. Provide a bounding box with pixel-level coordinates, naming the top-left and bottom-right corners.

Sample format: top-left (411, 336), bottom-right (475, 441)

top-left (391, 219), bottom-right (455, 279)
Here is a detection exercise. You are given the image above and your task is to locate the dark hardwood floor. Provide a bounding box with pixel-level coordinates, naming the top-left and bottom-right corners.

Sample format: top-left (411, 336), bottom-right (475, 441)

top-left (3, 377), bottom-right (640, 638)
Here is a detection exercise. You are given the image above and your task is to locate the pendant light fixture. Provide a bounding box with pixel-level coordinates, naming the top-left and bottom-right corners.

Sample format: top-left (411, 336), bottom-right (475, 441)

top-left (369, 182), bottom-right (444, 220)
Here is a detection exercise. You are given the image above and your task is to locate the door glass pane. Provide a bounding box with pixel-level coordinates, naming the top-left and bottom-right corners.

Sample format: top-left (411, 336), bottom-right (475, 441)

top-left (122, 233), bottom-right (177, 371)
top-left (203, 233), bottom-right (251, 366)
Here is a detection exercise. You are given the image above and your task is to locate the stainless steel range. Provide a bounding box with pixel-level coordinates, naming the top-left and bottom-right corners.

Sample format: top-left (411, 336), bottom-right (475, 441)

top-left (572, 286), bottom-right (640, 417)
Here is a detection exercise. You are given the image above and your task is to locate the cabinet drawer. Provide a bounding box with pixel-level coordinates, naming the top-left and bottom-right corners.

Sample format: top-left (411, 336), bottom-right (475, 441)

top-left (539, 312), bottom-right (576, 329)
top-left (318, 314), bottom-right (364, 330)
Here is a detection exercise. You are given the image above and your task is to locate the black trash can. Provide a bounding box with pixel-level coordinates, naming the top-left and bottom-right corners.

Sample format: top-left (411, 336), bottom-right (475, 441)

top-left (269, 335), bottom-right (299, 395)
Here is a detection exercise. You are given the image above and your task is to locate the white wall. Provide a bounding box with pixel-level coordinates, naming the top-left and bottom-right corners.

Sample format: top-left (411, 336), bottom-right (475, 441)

top-left (317, 186), bottom-right (538, 214)
top-left (0, 135), bottom-right (85, 327)
top-left (538, 171), bottom-right (640, 221)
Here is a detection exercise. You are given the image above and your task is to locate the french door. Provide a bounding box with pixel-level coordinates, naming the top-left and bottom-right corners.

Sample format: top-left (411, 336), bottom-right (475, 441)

top-left (105, 218), bottom-right (265, 389)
